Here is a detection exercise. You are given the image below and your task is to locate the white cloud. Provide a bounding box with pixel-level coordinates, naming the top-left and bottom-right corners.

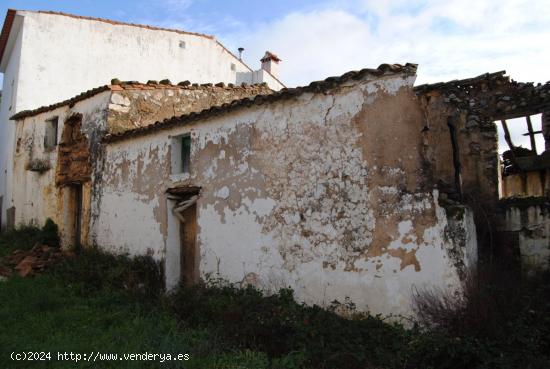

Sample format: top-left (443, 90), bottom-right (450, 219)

top-left (163, 0), bottom-right (194, 11)
top-left (223, 0), bottom-right (550, 87)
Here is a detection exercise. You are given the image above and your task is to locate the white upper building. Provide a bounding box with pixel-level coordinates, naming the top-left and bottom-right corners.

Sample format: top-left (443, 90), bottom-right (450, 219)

top-left (0, 9), bottom-right (284, 229)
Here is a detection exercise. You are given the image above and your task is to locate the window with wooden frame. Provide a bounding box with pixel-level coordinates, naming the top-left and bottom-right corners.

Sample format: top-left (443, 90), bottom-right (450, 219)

top-left (44, 116), bottom-right (59, 150)
top-left (172, 134), bottom-right (191, 174)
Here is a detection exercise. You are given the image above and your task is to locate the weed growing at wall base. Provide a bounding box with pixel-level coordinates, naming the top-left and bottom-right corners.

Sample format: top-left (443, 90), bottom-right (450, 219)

top-left (1, 229), bottom-right (549, 368)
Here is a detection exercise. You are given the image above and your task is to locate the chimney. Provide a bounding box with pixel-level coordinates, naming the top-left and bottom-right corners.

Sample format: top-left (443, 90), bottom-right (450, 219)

top-left (260, 51), bottom-right (281, 78)
top-left (238, 47), bottom-right (244, 61)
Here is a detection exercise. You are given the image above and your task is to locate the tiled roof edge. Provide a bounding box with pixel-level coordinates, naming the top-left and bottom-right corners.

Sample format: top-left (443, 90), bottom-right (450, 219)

top-left (104, 63), bottom-right (417, 144)
top-left (10, 85), bottom-right (112, 120)
top-left (0, 9), bottom-right (17, 67)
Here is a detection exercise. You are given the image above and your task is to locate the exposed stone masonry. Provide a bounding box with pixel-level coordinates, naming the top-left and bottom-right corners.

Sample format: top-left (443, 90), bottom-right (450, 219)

top-left (56, 114), bottom-right (92, 185)
top-left (107, 82), bottom-right (273, 134)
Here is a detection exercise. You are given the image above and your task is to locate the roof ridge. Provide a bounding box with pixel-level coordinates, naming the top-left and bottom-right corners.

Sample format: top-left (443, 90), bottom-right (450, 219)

top-left (10, 81), bottom-right (273, 120)
top-left (110, 79), bottom-right (270, 89)
top-left (104, 63), bottom-right (417, 143)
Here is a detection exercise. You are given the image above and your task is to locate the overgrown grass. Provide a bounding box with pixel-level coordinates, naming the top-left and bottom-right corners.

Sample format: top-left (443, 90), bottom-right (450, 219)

top-left (0, 220), bottom-right (59, 256)
top-left (0, 267), bottom-right (278, 368)
top-left (0, 275), bottom-right (195, 368)
top-left (0, 226), bottom-right (44, 256)
top-left (1, 226), bottom-right (549, 368)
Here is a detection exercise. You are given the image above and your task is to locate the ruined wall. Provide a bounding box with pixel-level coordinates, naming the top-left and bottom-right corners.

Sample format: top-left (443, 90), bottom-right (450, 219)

top-left (56, 114), bottom-right (92, 185)
top-left (11, 91), bottom-right (110, 247)
top-left (107, 83), bottom-right (273, 134)
top-left (97, 71), bottom-right (477, 317)
top-left (501, 199), bottom-right (550, 270)
top-left (418, 91), bottom-right (499, 203)
top-left (501, 170), bottom-right (550, 198)
top-left (417, 75), bottom-right (550, 267)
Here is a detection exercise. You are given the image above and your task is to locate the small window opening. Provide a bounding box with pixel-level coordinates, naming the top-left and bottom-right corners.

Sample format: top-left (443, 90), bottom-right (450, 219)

top-left (181, 135), bottom-right (191, 173)
top-left (496, 114), bottom-right (543, 156)
top-left (496, 114), bottom-right (545, 198)
top-left (172, 134), bottom-right (191, 174)
top-left (230, 63), bottom-right (236, 72)
top-left (44, 117), bottom-right (59, 150)
top-left (179, 40), bottom-right (186, 49)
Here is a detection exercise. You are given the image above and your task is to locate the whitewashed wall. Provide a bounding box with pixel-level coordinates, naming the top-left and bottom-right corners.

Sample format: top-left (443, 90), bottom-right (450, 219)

top-left (0, 14), bottom-right (24, 229)
top-left (97, 72), bottom-right (477, 318)
top-left (504, 204), bottom-right (550, 270)
top-left (11, 91), bottom-right (110, 243)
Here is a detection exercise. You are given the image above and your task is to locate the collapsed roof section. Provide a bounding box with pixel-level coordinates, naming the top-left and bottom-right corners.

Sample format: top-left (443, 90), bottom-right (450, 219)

top-left (415, 71), bottom-right (550, 121)
top-left (416, 70), bottom-right (550, 199)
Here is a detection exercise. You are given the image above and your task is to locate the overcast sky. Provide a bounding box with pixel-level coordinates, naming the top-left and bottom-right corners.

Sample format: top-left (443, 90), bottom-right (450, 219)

top-left (2, 0), bottom-right (549, 151)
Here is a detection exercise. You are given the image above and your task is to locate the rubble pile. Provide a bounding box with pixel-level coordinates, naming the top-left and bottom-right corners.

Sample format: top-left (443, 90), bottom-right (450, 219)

top-left (0, 244), bottom-right (72, 278)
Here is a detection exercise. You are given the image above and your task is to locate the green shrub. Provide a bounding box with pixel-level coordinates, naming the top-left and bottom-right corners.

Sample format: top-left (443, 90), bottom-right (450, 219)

top-left (411, 268), bottom-right (550, 369)
top-left (0, 225), bottom-right (42, 256)
top-left (170, 283), bottom-right (409, 368)
top-left (52, 248), bottom-right (164, 300)
top-left (41, 218), bottom-right (60, 247)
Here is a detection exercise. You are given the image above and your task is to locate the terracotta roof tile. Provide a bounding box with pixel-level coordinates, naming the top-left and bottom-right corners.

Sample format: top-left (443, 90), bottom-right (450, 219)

top-left (261, 51), bottom-right (281, 62)
top-left (104, 63), bottom-right (417, 144)
top-left (10, 81), bottom-right (272, 120)
top-left (0, 9), bottom-right (16, 66)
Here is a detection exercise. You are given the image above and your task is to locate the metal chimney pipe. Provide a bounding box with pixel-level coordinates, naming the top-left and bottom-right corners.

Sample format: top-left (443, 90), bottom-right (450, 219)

top-left (238, 47), bottom-right (244, 60)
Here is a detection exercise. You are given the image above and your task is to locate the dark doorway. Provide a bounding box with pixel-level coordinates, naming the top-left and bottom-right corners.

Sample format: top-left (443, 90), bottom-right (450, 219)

top-left (179, 203), bottom-right (198, 285)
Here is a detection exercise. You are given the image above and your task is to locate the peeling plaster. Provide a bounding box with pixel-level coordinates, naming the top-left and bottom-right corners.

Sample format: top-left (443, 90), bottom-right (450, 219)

top-left (95, 72), bottom-right (477, 318)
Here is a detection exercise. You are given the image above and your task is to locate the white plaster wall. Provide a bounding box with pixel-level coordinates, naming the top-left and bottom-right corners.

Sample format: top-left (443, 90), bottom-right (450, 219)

top-left (0, 10), bottom-right (284, 228)
top-left (504, 205), bottom-right (550, 270)
top-left (11, 91), bottom-right (111, 233)
top-left (92, 139), bottom-right (167, 259)
top-left (98, 73), bottom-right (475, 317)
top-left (94, 190), bottom-right (164, 257)
top-left (0, 15), bottom-right (24, 229)
top-left (15, 11), bottom-right (281, 100)
top-left (238, 69), bottom-right (283, 88)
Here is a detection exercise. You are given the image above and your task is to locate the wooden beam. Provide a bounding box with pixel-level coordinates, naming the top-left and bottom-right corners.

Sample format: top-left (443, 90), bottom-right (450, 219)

top-left (501, 119), bottom-right (520, 171)
top-left (500, 120), bottom-right (515, 151)
top-left (447, 115), bottom-right (463, 200)
top-left (522, 130), bottom-right (543, 136)
top-left (526, 115), bottom-right (537, 154)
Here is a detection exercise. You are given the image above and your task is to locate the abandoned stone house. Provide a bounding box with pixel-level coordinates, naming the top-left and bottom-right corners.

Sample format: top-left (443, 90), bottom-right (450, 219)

top-left (0, 9), bottom-right (284, 231)
top-left (10, 63), bottom-right (481, 317)
top-left (3, 12), bottom-right (550, 319)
